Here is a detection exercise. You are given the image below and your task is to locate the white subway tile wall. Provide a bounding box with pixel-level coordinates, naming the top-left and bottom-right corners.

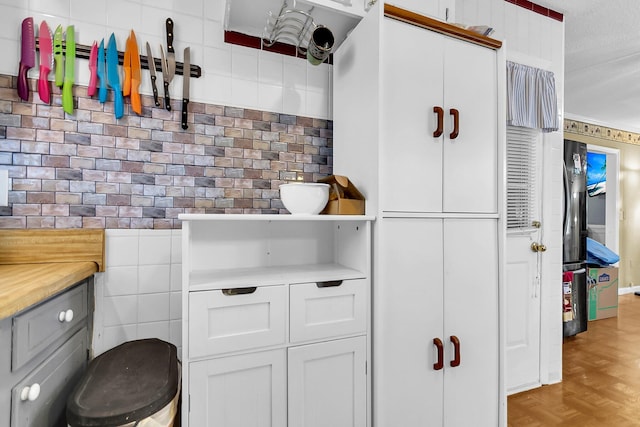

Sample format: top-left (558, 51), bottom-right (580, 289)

top-left (94, 229), bottom-right (183, 357)
top-left (0, 1), bottom-right (331, 119)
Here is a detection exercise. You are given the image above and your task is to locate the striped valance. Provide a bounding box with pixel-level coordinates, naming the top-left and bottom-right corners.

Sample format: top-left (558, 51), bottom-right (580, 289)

top-left (506, 61), bottom-right (559, 132)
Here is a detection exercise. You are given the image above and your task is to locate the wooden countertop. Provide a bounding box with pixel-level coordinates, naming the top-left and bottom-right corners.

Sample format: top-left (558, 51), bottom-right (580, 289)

top-left (0, 229), bottom-right (105, 320)
top-left (0, 262), bottom-right (98, 319)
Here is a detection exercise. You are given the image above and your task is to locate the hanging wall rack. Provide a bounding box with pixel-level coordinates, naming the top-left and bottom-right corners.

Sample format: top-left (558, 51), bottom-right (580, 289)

top-left (35, 37), bottom-right (201, 78)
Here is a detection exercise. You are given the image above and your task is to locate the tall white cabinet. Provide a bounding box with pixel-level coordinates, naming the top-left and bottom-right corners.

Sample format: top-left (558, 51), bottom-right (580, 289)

top-left (179, 214), bottom-right (373, 427)
top-left (333, 3), bottom-right (505, 426)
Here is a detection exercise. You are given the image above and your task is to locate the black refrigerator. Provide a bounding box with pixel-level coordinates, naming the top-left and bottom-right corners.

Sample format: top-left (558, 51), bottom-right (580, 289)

top-left (563, 139), bottom-right (588, 337)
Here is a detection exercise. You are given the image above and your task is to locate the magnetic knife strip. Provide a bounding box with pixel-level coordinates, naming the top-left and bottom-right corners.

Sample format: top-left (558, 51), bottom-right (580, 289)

top-left (35, 37), bottom-right (201, 78)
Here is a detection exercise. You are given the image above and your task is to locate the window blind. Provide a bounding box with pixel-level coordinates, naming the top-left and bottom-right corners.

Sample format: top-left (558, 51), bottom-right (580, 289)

top-left (507, 125), bottom-right (539, 230)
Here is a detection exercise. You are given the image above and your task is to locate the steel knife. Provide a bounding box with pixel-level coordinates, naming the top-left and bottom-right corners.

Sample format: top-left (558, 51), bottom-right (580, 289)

top-left (18, 17), bottom-right (35, 101)
top-left (87, 42), bottom-right (98, 96)
top-left (130, 30), bottom-right (142, 115)
top-left (37, 20), bottom-right (53, 104)
top-left (163, 17), bottom-right (176, 111)
top-left (181, 47), bottom-right (190, 130)
top-left (53, 25), bottom-right (64, 87)
top-left (145, 42), bottom-right (160, 107)
top-left (62, 25), bottom-right (75, 114)
top-left (123, 35), bottom-right (131, 97)
top-left (97, 39), bottom-right (107, 103)
top-left (107, 33), bottom-right (124, 119)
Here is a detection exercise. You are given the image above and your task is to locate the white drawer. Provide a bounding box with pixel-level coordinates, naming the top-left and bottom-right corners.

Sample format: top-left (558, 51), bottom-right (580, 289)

top-left (290, 278), bottom-right (367, 343)
top-left (189, 285), bottom-right (286, 357)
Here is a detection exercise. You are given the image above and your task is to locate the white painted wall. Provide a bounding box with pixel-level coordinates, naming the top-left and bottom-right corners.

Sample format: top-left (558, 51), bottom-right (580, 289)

top-left (456, 0), bottom-right (565, 385)
top-left (0, 0), bottom-right (332, 119)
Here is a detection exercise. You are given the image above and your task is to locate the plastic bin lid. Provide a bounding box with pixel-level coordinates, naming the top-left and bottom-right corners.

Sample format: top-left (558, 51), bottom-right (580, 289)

top-left (66, 338), bottom-right (179, 427)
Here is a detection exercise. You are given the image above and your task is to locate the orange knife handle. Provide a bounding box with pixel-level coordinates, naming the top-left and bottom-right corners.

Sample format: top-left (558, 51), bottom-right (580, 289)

top-left (38, 65), bottom-right (51, 104)
top-left (123, 67), bottom-right (131, 96)
top-left (131, 80), bottom-right (142, 115)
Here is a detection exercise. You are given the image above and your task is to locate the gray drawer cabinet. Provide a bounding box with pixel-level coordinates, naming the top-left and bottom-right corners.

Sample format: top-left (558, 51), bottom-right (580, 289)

top-left (0, 278), bottom-right (93, 427)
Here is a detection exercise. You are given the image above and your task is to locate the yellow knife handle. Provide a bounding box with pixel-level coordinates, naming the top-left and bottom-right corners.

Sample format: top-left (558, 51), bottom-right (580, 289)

top-left (131, 79), bottom-right (142, 115)
top-left (123, 66), bottom-right (131, 97)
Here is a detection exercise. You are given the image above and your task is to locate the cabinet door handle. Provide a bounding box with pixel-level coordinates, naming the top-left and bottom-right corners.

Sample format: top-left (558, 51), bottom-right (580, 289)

top-left (433, 337), bottom-right (444, 371)
top-left (20, 383), bottom-right (41, 401)
top-left (449, 108), bottom-right (459, 139)
top-left (222, 287), bottom-right (257, 296)
top-left (433, 106), bottom-right (444, 137)
top-left (58, 309), bottom-right (74, 323)
top-left (316, 280), bottom-right (343, 288)
top-left (450, 335), bottom-right (461, 367)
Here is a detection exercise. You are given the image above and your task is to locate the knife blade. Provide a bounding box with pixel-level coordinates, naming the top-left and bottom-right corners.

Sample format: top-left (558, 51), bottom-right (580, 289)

top-left (97, 39), bottom-right (107, 103)
top-left (181, 47), bottom-right (190, 130)
top-left (62, 25), bottom-right (75, 114)
top-left (160, 46), bottom-right (171, 111)
top-left (87, 42), bottom-right (98, 97)
top-left (53, 25), bottom-right (64, 87)
top-left (123, 35), bottom-right (131, 97)
top-left (18, 17), bottom-right (35, 101)
top-left (130, 30), bottom-right (142, 115)
top-left (145, 42), bottom-right (160, 107)
top-left (163, 17), bottom-right (176, 111)
top-left (107, 33), bottom-right (124, 119)
top-left (37, 21), bottom-right (53, 104)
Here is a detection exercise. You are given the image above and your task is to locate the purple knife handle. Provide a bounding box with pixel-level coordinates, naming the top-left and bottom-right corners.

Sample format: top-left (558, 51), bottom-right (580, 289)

top-left (114, 85), bottom-right (124, 119)
top-left (18, 62), bottom-right (31, 101)
top-left (38, 65), bottom-right (51, 104)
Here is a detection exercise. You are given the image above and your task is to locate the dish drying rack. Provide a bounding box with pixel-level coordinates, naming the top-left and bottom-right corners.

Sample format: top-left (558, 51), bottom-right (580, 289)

top-left (263, 0), bottom-right (319, 56)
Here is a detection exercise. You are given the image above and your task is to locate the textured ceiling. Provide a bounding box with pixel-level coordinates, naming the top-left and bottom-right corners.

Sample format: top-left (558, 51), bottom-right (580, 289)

top-left (535, 0), bottom-right (640, 132)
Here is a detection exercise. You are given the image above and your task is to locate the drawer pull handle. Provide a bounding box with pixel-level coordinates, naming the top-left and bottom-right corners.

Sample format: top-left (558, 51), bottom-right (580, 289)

top-left (433, 338), bottom-right (444, 371)
top-left (316, 280), bottom-right (343, 288)
top-left (20, 383), bottom-right (40, 402)
top-left (222, 287), bottom-right (257, 296)
top-left (58, 309), bottom-right (74, 323)
top-left (450, 335), bottom-right (461, 367)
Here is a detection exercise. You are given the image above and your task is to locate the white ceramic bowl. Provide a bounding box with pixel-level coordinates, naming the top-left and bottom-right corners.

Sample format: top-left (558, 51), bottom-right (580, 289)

top-left (279, 182), bottom-right (330, 215)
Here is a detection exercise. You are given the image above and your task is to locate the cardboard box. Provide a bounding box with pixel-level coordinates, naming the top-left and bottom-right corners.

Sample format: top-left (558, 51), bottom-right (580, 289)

top-left (587, 267), bottom-right (618, 320)
top-left (318, 175), bottom-right (365, 215)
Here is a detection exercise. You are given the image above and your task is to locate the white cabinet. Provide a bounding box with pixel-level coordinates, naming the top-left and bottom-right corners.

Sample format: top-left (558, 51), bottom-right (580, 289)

top-left (380, 16), bottom-right (497, 214)
top-left (288, 336), bottom-right (367, 427)
top-left (378, 218), bottom-right (499, 426)
top-left (333, 3), bottom-right (505, 426)
top-left (180, 214), bottom-right (373, 427)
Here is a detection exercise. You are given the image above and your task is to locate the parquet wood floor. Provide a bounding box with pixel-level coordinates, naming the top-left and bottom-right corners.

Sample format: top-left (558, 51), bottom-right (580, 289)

top-left (508, 294), bottom-right (640, 426)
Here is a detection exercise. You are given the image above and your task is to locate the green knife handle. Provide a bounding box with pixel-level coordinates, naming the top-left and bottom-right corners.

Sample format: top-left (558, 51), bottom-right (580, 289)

top-left (55, 56), bottom-right (64, 87)
top-left (62, 80), bottom-right (73, 114)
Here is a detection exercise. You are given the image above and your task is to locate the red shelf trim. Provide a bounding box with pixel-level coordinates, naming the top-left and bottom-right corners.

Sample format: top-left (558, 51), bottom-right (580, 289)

top-left (505, 0), bottom-right (564, 22)
top-left (224, 31), bottom-right (333, 64)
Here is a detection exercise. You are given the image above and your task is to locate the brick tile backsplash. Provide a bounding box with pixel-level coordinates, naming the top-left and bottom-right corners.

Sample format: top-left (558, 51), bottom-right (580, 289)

top-left (0, 75), bottom-right (333, 228)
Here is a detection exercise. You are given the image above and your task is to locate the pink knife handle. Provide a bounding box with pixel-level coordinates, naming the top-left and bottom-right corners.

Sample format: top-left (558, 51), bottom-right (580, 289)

top-left (18, 62), bottom-right (31, 101)
top-left (38, 65), bottom-right (51, 104)
top-left (88, 68), bottom-right (97, 96)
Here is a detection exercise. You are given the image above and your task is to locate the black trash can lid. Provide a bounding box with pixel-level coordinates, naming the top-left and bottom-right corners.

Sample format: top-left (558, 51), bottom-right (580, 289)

top-left (67, 338), bottom-right (179, 427)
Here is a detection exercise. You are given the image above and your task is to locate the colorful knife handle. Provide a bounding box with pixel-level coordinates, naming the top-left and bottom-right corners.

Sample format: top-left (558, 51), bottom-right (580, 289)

top-left (131, 80), bottom-right (141, 115)
top-left (182, 98), bottom-right (189, 130)
top-left (38, 65), bottom-right (51, 104)
top-left (62, 79), bottom-right (73, 114)
top-left (54, 57), bottom-right (64, 87)
top-left (114, 85), bottom-right (124, 119)
top-left (98, 74), bottom-right (107, 103)
top-left (123, 66), bottom-right (131, 97)
top-left (150, 75), bottom-right (160, 107)
top-left (17, 62), bottom-right (31, 101)
top-left (88, 70), bottom-right (97, 97)
top-left (163, 81), bottom-right (171, 111)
